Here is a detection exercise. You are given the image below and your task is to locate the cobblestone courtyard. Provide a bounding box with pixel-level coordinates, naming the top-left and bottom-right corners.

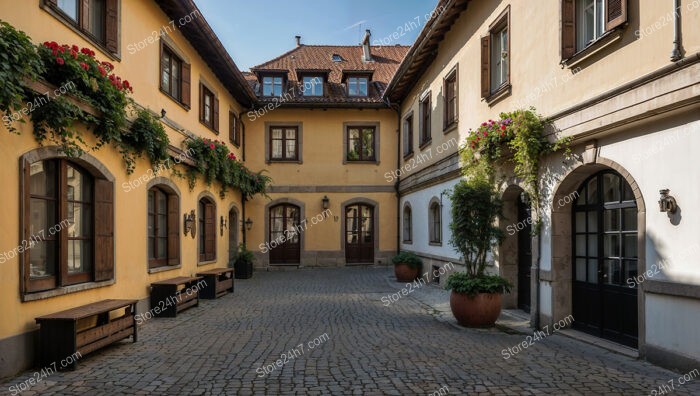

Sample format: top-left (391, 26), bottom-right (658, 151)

top-left (3, 267), bottom-right (699, 395)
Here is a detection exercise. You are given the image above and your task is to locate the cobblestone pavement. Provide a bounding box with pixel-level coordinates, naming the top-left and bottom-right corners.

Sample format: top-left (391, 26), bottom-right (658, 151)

top-left (3, 267), bottom-right (699, 395)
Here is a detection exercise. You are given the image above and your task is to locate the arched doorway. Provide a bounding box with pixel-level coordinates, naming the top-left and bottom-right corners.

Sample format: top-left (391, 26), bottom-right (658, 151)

top-left (572, 170), bottom-right (638, 347)
top-left (269, 203), bottom-right (301, 265)
top-left (499, 185), bottom-right (532, 312)
top-left (517, 193), bottom-right (532, 313)
top-left (345, 203), bottom-right (374, 264)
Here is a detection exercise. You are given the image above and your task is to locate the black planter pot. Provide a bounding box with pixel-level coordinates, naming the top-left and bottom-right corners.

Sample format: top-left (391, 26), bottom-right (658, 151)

top-left (234, 260), bottom-right (254, 279)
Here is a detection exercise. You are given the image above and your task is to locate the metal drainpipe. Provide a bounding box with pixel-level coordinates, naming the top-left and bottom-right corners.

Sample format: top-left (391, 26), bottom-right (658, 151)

top-left (239, 110), bottom-right (248, 246)
top-left (535, 211), bottom-right (541, 329)
top-left (671, 0), bottom-right (683, 61)
top-left (384, 97), bottom-right (402, 256)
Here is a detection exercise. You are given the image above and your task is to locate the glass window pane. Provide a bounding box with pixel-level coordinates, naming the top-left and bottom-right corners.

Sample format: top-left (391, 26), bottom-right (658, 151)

top-left (624, 260), bottom-right (638, 286)
top-left (575, 258), bottom-right (587, 281)
top-left (576, 187), bottom-right (586, 205)
top-left (30, 161), bottom-right (57, 197)
top-left (30, 199), bottom-right (57, 236)
top-left (271, 129), bottom-right (283, 139)
top-left (588, 259), bottom-right (598, 284)
top-left (68, 240), bottom-right (91, 274)
top-left (622, 208), bottom-right (637, 231)
top-left (623, 234), bottom-right (637, 258)
top-left (29, 240), bottom-right (57, 278)
top-left (359, 78), bottom-right (368, 96)
top-left (272, 140), bottom-right (283, 158)
top-left (604, 209), bottom-right (619, 231)
top-left (604, 234), bottom-right (620, 257)
top-left (623, 180), bottom-right (635, 201)
top-left (604, 259), bottom-right (621, 285)
top-left (586, 177), bottom-right (598, 204)
top-left (148, 190), bottom-right (155, 213)
top-left (286, 128), bottom-right (296, 140)
top-left (89, 0), bottom-right (106, 42)
top-left (587, 211), bottom-right (598, 232)
top-left (157, 192), bottom-right (167, 215)
top-left (588, 235), bottom-right (598, 258)
top-left (575, 235), bottom-right (587, 256)
top-left (148, 213), bottom-right (155, 238)
top-left (57, 0), bottom-right (78, 21)
top-left (603, 173), bottom-right (620, 203)
top-left (575, 212), bottom-right (586, 232)
top-left (162, 53), bottom-right (171, 93)
top-left (285, 141), bottom-right (296, 158)
top-left (148, 237), bottom-right (155, 259)
top-left (158, 214), bottom-right (167, 238)
top-left (157, 238), bottom-right (167, 259)
top-left (68, 203), bottom-right (91, 237)
top-left (171, 60), bottom-right (180, 99)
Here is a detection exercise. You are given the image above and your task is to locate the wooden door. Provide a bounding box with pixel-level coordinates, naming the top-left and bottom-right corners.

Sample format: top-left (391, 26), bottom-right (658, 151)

top-left (345, 204), bottom-right (374, 264)
top-left (269, 204), bottom-right (301, 265)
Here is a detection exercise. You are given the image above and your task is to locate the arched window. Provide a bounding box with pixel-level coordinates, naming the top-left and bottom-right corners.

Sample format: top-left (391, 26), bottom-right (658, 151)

top-left (429, 200), bottom-right (441, 244)
top-left (402, 205), bottom-right (412, 243)
top-left (148, 186), bottom-right (179, 269)
top-left (198, 197), bottom-right (216, 262)
top-left (24, 158), bottom-right (113, 293)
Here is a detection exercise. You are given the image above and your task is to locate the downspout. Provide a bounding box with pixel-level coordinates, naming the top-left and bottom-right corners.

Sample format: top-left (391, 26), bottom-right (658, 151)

top-left (384, 96), bottom-right (402, 256)
top-left (670, 0), bottom-right (683, 62)
top-left (239, 110), bottom-right (248, 246)
top-left (534, 211), bottom-right (541, 329)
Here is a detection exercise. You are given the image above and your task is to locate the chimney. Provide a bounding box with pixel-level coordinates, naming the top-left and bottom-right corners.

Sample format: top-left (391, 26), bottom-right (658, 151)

top-left (362, 29), bottom-right (372, 62)
top-left (295, 35), bottom-right (301, 47)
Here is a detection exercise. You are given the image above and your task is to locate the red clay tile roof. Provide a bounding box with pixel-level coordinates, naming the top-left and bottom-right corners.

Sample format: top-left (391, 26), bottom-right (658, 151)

top-left (249, 44), bottom-right (410, 107)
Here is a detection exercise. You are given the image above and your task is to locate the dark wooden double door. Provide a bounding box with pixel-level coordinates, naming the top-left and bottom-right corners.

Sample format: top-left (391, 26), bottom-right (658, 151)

top-left (517, 194), bottom-right (532, 313)
top-left (345, 204), bottom-right (374, 264)
top-left (572, 171), bottom-right (638, 348)
top-left (269, 204), bottom-right (300, 265)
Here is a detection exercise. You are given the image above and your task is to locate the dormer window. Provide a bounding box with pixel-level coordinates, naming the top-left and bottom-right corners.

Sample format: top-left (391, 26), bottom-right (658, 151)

top-left (348, 77), bottom-right (369, 97)
top-left (262, 75), bottom-right (284, 96)
top-left (332, 54), bottom-right (343, 62)
top-left (302, 76), bottom-right (324, 96)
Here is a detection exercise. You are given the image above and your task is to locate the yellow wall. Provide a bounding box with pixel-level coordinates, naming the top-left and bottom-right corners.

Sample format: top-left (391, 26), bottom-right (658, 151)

top-left (0, 0), bottom-right (246, 339)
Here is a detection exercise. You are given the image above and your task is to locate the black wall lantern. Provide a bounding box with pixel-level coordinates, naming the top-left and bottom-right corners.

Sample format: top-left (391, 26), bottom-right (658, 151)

top-left (245, 218), bottom-right (253, 231)
top-left (658, 189), bottom-right (678, 214)
top-left (183, 210), bottom-right (196, 238)
top-left (220, 216), bottom-right (228, 236)
top-left (322, 195), bottom-right (330, 210)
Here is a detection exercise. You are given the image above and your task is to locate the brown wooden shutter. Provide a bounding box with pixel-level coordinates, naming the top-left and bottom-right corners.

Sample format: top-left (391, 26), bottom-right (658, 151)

top-left (167, 194), bottom-right (180, 266)
top-left (229, 111), bottom-right (235, 144)
top-left (480, 36), bottom-right (491, 98)
top-left (80, 0), bottom-right (89, 30)
top-left (199, 83), bottom-right (204, 122)
top-left (204, 203), bottom-right (216, 261)
top-left (105, 0), bottom-right (119, 53)
top-left (94, 179), bottom-right (114, 281)
top-left (181, 62), bottom-right (191, 107)
top-left (47, 0), bottom-right (57, 6)
top-left (213, 96), bottom-right (220, 132)
top-left (561, 0), bottom-right (576, 60)
top-left (605, 0), bottom-right (627, 31)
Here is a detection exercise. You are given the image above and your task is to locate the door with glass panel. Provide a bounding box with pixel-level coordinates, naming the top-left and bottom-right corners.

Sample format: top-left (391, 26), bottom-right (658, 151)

top-left (345, 204), bottom-right (374, 264)
top-left (572, 171), bottom-right (638, 347)
top-left (269, 204), bottom-right (300, 265)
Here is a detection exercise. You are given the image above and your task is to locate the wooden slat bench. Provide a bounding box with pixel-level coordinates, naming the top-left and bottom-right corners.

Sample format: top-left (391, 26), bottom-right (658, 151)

top-left (196, 268), bottom-right (234, 299)
top-left (35, 299), bottom-right (137, 369)
top-left (150, 276), bottom-right (203, 318)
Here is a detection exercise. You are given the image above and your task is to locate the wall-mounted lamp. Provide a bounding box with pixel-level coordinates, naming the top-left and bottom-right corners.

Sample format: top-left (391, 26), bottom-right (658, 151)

top-left (322, 195), bottom-right (330, 210)
top-left (183, 210), bottom-right (196, 238)
top-left (160, 108), bottom-right (167, 118)
top-left (658, 189), bottom-right (678, 214)
top-left (220, 216), bottom-right (227, 236)
top-left (245, 218), bottom-right (254, 231)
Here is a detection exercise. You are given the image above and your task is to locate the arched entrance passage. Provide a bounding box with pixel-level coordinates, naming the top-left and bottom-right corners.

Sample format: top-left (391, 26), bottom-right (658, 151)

top-left (500, 185), bottom-right (532, 312)
top-left (550, 159), bottom-right (646, 349)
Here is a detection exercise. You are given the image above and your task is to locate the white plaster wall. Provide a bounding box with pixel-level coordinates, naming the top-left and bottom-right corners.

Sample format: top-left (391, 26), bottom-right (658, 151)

top-left (400, 178), bottom-right (461, 262)
top-left (646, 294), bottom-right (700, 359)
top-left (540, 282), bottom-right (552, 317)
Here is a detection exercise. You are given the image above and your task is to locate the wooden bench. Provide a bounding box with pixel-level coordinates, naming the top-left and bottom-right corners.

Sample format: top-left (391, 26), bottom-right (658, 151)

top-left (196, 268), bottom-right (235, 299)
top-left (150, 276), bottom-right (203, 318)
top-left (35, 299), bottom-right (137, 369)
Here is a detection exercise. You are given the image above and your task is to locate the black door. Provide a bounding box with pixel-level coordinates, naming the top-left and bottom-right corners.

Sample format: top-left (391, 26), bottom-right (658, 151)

top-left (269, 204), bottom-right (301, 265)
top-left (517, 194), bottom-right (532, 313)
top-left (345, 204), bottom-right (374, 264)
top-left (572, 171), bottom-right (638, 347)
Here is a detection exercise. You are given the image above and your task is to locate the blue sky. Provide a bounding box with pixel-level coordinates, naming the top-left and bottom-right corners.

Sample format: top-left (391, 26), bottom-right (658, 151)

top-left (196, 0), bottom-right (439, 71)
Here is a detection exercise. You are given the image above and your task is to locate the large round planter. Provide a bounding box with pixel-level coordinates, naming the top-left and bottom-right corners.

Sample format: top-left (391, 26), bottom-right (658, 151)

top-left (394, 263), bottom-right (419, 282)
top-left (449, 291), bottom-right (502, 327)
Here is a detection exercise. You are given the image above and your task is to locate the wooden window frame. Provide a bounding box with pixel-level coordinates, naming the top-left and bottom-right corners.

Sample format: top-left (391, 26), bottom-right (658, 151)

top-left (346, 126), bottom-right (377, 162)
top-left (419, 93), bottom-right (432, 148)
top-left (301, 75), bottom-right (325, 97)
top-left (198, 197), bottom-right (216, 263)
top-left (229, 111), bottom-right (240, 147)
top-left (269, 126), bottom-right (299, 162)
top-left (148, 187), bottom-right (178, 270)
top-left (347, 76), bottom-right (370, 97)
top-left (443, 66), bottom-right (458, 131)
top-left (262, 75), bottom-right (285, 97)
top-left (481, 6), bottom-right (511, 102)
top-left (402, 205), bottom-right (412, 244)
top-left (199, 83), bottom-right (219, 133)
top-left (403, 113), bottom-right (414, 158)
top-left (429, 200), bottom-right (442, 245)
top-left (43, 0), bottom-right (120, 57)
top-left (160, 44), bottom-right (183, 103)
top-left (561, 0), bottom-right (628, 62)
top-left (23, 159), bottom-right (101, 293)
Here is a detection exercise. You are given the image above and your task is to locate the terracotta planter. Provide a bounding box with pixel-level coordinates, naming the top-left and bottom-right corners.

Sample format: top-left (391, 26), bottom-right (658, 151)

top-left (394, 263), bottom-right (419, 282)
top-left (449, 291), bottom-right (502, 327)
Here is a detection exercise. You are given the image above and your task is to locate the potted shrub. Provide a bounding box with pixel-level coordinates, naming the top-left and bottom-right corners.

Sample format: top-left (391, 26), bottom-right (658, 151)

top-left (445, 178), bottom-right (512, 327)
top-left (234, 244), bottom-right (255, 279)
top-left (392, 251), bottom-right (422, 282)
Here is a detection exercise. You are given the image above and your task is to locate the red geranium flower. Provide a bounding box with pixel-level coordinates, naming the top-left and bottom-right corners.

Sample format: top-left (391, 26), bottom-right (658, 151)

top-left (501, 125), bottom-right (506, 131)
top-left (209, 144), bottom-right (216, 150)
top-left (98, 66), bottom-right (106, 76)
top-left (72, 45), bottom-right (79, 52)
top-left (79, 62), bottom-right (89, 71)
top-left (55, 57), bottom-right (65, 65)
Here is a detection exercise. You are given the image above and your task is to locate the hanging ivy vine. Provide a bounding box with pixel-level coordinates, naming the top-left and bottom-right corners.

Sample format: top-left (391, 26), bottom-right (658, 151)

top-left (460, 108), bottom-right (571, 232)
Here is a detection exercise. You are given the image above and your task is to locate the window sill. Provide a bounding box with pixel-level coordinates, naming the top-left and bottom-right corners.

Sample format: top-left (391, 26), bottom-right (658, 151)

top-left (419, 139), bottom-right (432, 151)
top-left (160, 89), bottom-right (190, 111)
top-left (485, 83), bottom-right (512, 106)
top-left (148, 264), bottom-right (182, 274)
top-left (403, 152), bottom-right (414, 160)
top-left (344, 159), bottom-right (379, 165)
top-left (40, 3), bottom-right (120, 61)
top-left (562, 29), bottom-right (624, 68)
top-left (429, 241), bottom-right (443, 247)
top-left (267, 159), bottom-right (302, 164)
top-left (198, 260), bottom-right (218, 266)
top-left (402, 240), bottom-right (413, 245)
top-left (443, 122), bottom-right (458, 134)
top-left (22, 279), bottom-right (115, 302)
top-left (199, 121), bottom-right (219, 135)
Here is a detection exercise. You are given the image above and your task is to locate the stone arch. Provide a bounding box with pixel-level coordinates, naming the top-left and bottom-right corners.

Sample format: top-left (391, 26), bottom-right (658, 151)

top-left (264, 197), bottom-right (307, 253)
top-left (549, 156), bottom-right (646, 348)
top-left (21, 146), bottom-right (115, 182)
